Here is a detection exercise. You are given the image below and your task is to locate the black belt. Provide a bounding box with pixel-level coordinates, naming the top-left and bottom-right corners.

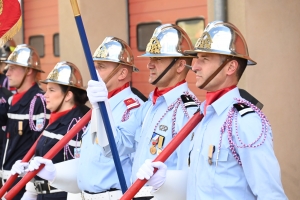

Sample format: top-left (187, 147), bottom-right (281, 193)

top-left (84, 188), bottom-right (118, 194)
top-left (34, 180), bottom-right (57, 194)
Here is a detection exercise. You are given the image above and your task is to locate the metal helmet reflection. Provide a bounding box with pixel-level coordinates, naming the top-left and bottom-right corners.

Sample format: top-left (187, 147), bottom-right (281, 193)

top-left (93, 37), bottom-right (139, 72)
top-left (0, 39), bottom-right (16, 61)
top-left (185, 21), bottom-right (256, 65)
top-left (40, 61), bottom-right (85, 91)
top-left (139, 24), bottom-right (195, 58)
top-left (4, 44), bottom-right (44, 72)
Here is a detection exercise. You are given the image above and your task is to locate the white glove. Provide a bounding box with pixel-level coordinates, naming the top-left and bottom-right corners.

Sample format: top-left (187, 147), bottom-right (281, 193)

top-left (86, 78), bottom-right (108, 109)
top-left (11, 160), bottom-right (29, 176)
top-left (21, 191), bottom-right (37, 200)
top-left (136, 159), bottom-right (167, 190)
top-left (26, 157), bottom-right (56, 182)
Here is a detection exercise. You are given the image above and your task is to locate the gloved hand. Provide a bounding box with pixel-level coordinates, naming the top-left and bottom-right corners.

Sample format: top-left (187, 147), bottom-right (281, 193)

top-left (26, 157), bottom-right (56, 182)
top-left (11, 160), bottom-right (29, 176)
top-left (136, 159), bottom-right (167, 190)
top-left (21, 191), bottom-right (37, 200)
top-left (86, 78), bottom-right (108, 109)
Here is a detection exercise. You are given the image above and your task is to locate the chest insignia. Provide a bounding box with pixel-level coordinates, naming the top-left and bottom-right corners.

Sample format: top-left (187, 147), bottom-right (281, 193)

top-left (181, 95), bottom-right (197, 108)
top-left (233, 103), bottom-right (255, 116)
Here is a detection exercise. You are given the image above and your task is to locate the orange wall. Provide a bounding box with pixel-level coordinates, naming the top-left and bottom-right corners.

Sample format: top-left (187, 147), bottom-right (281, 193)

top-left (23, 0), bottom-right (60, 82)
top-left (129, 0), bottom-right (208, 100)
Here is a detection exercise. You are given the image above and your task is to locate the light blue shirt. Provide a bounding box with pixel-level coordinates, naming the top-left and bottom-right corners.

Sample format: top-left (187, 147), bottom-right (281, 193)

top-left (77, 87), bottom-right (143, 192)
top-left (114, 83), bottom-right (200, 182)
top-left (187, 87), bottom-right (287, 200)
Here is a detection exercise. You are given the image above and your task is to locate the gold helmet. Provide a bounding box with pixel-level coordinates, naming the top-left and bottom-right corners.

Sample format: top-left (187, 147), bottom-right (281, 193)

top-left (0, 39), bottom-right (16, 61)
top-left (4, 44), bottom-right (45, 72)
top-left (40, 61), bottom-right (85, 91)
top-left (139, 24), bottom-right (195, 58)
top-left (185, 21), bottom-right (256, 65)
top-left (93, 37), bottom-right (139, 72)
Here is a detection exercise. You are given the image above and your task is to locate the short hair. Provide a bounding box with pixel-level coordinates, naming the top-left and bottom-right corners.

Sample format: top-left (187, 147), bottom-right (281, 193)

top-left (220, 55), bottom-right (247, 80)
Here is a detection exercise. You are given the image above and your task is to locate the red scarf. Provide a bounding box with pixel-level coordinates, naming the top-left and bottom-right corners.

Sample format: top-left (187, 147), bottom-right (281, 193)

top-left (204, 85), bottom-right (236, 115)
top-left (152, 80), bottom-right (186, 104)
top-left (48, 106), bottom-right (76, 125)
top-left (11, 83), bottom-right (35, 106)
top-left (108, 82), bottom-right (130, 99)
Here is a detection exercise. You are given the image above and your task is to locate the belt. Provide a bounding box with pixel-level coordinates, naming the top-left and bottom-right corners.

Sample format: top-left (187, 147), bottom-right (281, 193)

top-left (134, 186), bottom-right (153, 198)
top-left (0, 170), bottom-right (11, 180)
top-left (82, 190), bottom-right (122, 200)
top-left (34, 180), bottom-right (62, 194)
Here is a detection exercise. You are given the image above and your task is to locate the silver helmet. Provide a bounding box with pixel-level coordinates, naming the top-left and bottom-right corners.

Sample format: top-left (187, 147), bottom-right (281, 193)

top-left (185, 21), bottom-right (256, 65)
top-left (40, 61), bottom-right (85, 91)
top-left (4, 44), bottom-right (45, 72)
top-left (139, 24), bottom-right (195, 58)
top-left (93, 37), bottom-right (139, 72)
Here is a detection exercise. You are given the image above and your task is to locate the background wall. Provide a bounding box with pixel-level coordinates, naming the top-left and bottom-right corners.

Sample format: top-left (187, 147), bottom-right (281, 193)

top-left (208, 0), bottom-right (300, 199)
top-left (58, 0), bottom-right (129, 87)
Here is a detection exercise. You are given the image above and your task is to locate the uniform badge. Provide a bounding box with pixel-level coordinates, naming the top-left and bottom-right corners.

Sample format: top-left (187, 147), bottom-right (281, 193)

top-left (208, 145), bottom-right (215, 165)
top-left (195, 31), bottom-right (213, 49)
top-left (233, 103), bottom-right (255, 116)
top-left (36, 118), bottom-right (44, 130)
top-left (124, 98), bottom-right (140, 110)
top-left (74, 147), bottom-right (81, 158)
top-left (181, 95), bottom-right (197, 108)
top-left (0, 97), bottom-right (6, 104)
top-left (159, 125), bottom-right (168, 132)
top-left (146, 37), bottom-right (161, 54)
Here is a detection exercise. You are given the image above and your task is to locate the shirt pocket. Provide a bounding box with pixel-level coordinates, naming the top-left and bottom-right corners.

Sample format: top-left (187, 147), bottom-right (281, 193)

top-left (197, 148), bottom-right (229, 188)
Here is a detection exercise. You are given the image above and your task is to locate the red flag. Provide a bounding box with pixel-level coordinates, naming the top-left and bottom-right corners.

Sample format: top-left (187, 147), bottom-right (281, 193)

top-left (0, 0), bottom-right (22, 45)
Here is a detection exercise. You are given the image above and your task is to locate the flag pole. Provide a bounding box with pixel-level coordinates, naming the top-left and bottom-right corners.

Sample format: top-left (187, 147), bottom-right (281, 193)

top-left (69, 0), bottom-right (128, 193)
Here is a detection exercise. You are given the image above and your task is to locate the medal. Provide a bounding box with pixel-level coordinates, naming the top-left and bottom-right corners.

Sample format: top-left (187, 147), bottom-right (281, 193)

top-left (18, 121), bottom-right (23, 136)
top-left (150, 146), bottom-right (157, 154)
top-left (208, 145), bottom-right (215, 165)
top-left (157, 149), bottom-right (162, 155)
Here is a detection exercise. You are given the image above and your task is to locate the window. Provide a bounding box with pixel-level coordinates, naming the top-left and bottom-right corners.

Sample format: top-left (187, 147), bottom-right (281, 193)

top-left (176, 17), bottom-right (205, 45)
top-left (53, 33), bottom-right (60, 57)
top-left (136, 22), bottom-right (161, 51)
top-left (29, 35), bottom-right (45, 57)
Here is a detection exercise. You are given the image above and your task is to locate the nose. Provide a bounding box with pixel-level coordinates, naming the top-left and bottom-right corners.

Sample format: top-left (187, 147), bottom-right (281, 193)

top-left (147, 60), bottom-right (155, 69)
top-left (192, 61), bottom-right (201, 72)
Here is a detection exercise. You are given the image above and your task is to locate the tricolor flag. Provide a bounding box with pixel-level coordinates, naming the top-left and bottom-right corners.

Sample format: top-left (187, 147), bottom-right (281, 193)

top-left (0, 0), bottom-right (22, 45)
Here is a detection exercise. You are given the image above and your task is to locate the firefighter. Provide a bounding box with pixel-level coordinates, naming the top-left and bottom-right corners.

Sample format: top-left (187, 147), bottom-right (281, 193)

top-left (137, 21), bottom-right (287, 200)
top-left (0, 39), bottom-right (16, 91)
top-left (10, 61), bottom-right (90, 200)
top-left (0, 44), bottom-right (50, 200)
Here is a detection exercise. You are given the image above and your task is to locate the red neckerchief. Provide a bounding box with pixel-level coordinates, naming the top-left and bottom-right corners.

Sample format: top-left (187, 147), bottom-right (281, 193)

top-left (152, 80), bottom-right (186, 104)
top-left (48, 106), bottom-right (76, 125)
top-left (204, 85), bottom-right (236, 115)
top-left (11, 83), bottom-right (35, 106)
top-left (108, 82), bottom-right (130, 99)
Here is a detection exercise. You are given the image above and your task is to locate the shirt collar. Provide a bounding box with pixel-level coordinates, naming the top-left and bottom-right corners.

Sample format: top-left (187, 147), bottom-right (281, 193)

top-left (200, 87), bottom-right (241, 116)
top-left (149, 82), bottom-right (189, 106)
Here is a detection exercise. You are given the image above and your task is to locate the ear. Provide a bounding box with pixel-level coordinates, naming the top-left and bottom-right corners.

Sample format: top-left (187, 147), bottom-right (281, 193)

top-left (226, 60), bottom-right (238, 76)
top-left (64, 90), bottom-right (74, 102)
top-left (118, 67), bottom-right (128, 81)
top-left (26, 67), bottom-right (33, 75)
top-left (176, 59), bottom-right (186, 73)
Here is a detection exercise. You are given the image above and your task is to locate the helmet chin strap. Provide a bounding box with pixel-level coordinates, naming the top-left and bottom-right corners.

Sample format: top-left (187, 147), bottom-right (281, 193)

top-left (151, 58), bottom-right (178, 85)
top-left (16, 68), bottom-right (29, 89)
top-left (103, 63), bottom-right (122, 84)
top-left (199, 57), bottom-right (233, 89)
top-left (53, 86), bottom-right (70, 113)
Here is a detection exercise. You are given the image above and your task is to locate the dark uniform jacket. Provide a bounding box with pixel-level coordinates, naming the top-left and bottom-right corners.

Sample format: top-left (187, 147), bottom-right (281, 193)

top-left (0, 87), bottom-right (12, 157)
top-left (0, 73), bottom-right (9, 89)
top-left (1, 83), bottom-right (50, 170)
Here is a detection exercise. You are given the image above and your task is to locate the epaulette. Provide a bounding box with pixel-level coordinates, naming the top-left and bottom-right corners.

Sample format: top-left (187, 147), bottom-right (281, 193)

top-left (233, 103), bottom-right (255, 116)
top-left (181, 95), bottom-right (197, 108)
top-left (124, 98), bottom-right (140, 110)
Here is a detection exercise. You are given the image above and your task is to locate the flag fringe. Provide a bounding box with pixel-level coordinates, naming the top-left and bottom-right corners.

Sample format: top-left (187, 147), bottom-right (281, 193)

top-left (0, 16), bottom-right (22, 45)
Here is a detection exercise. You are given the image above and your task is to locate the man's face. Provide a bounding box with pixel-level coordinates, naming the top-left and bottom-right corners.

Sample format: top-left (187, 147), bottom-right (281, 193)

top-left (147, 57), bottom-right (177, 88)
top-left (192, 53), bottom-right (227, 91)
top-left (94, 61), bottom-right (118, 91)
top-left (5, 64), bottom-right (26, 88)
